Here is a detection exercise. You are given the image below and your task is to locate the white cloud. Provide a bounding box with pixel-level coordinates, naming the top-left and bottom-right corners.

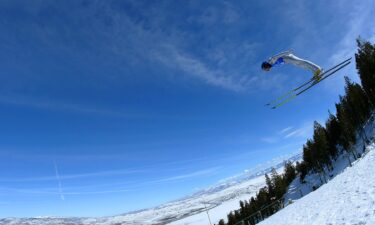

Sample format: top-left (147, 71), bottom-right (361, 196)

top-left (0, 167), bottom-right (221, 196)
top-left (0, 95), bottom-right (135, 117)
top-left (260, 137), bottom-right (279, 144)
top-left (0, 95), bottom-right (193, 119)
top-left (330, 1), bottom-right (375, 64)
top-left (261, 122), bottom-right (313, 144)
top-left (88, 2), bottom-right (252, 92)
top-left (152, 44), bottom-right (246, 91)
top-left (53, 161), bottom-right (65, 201)
top-left (279, 126), bottom-right (294, 134)
top-left (193, 3), bottom-right (239, 26)
top-left (283, 122), bottom-right (313, 139)
top-left (0, 168), bottom-right (145, 182)
top-left (156, 167), bottom-right (221, 182)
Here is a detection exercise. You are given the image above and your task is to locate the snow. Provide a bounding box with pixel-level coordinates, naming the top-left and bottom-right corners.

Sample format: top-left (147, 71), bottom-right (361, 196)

top-left (165, 167), bottom-right (289, 225)
top-left (259, 142), bottom-right (375, 225)
top-left (166, 176), bottom-right (264, 225)
top-left (96, 174), bottom-right (267, 225)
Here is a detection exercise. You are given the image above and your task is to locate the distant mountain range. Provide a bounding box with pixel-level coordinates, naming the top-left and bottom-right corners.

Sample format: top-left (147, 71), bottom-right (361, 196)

top-left (0, 153), bottom-right (301, 225)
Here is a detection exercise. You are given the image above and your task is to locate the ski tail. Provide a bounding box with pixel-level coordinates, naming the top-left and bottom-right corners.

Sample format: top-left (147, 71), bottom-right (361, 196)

top-left (265, 90), bottom-right (295, 106)
top-left (271, 95), bottom-right (296, 109)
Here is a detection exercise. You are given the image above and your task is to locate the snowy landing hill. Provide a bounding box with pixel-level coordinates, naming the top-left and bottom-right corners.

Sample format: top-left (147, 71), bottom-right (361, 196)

top-left (170, 118), bottom-right (375, 225)
top-left (0, 155), bottom-right (300, 225)
top-left (259, 142), bottom-right (375, 225)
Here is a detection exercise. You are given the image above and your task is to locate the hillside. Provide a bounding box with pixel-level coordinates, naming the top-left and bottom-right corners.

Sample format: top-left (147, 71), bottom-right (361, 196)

top-left (259, 141), bottom-right (375, 225)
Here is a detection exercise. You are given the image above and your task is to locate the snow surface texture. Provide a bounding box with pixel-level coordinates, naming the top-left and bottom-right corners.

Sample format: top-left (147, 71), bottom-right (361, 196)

top-left (258, 143), bottom-right (375, 225)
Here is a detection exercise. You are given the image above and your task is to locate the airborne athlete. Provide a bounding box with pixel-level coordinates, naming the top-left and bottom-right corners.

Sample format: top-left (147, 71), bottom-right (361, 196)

top-left (262, 51), bottom-right (352, 108)
top-left (261, 50), bottom-right (323, 82)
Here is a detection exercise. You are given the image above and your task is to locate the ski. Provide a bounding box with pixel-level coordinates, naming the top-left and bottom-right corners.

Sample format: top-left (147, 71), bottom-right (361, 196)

top-left (296, 61), bottom-right (351, 96)
top-left (270, 60), bottom-right (351, 109)
top-left (266, 57), bottom-right (352, 108)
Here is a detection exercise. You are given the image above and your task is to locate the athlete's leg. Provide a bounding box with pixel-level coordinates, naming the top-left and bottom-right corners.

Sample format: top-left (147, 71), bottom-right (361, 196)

top-left (284, 54), bottom-right (322, 75)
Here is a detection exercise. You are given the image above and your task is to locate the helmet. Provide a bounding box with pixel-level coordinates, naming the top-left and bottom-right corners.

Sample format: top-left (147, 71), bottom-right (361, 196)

top-left (261, 62), bottom-right (272, 70)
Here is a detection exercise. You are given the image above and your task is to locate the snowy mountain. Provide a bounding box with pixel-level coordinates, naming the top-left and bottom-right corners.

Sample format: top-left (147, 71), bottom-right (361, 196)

top-left (0, 155), bottom-right (300, 225)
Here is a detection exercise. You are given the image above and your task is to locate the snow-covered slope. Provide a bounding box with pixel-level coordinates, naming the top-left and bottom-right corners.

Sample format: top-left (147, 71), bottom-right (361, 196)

top-left (170, 119), bottom-right (375, 225)
top-left (165, 175), bottom-right (265, 225)
top-left (259, 142), bottom-right (375, 225)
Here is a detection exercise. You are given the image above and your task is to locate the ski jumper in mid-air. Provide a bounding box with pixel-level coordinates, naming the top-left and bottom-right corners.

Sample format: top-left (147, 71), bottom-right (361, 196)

top-left (261, 51), bottom-right (323, 81)
top-left (263, 51), bottom-right (352, 108)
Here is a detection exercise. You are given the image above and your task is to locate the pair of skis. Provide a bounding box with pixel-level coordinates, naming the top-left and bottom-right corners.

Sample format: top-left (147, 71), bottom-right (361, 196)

top-left (265, 58), bottom-right (352, 109)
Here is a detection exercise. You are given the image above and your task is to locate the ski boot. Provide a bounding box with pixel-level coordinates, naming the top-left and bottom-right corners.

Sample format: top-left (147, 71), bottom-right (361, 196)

top-left (313, 69), bottom-right (323, 83)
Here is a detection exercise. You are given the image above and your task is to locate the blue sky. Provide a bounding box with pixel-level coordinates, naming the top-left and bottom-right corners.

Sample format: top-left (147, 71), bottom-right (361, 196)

top-left (0, 0), bottom-right (375, 217)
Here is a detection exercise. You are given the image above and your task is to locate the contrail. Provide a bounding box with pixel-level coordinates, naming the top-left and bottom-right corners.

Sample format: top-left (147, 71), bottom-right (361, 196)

top-left (54, 160), bottom-right (65, 201)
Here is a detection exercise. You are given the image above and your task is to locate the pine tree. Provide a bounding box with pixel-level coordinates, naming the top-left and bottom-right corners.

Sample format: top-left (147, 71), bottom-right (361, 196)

top-left (270, 168), bottom-right (285, 199)
top-left (336, 100), bottom-right (356, 157)
top-left (227, 211), bottom-right (236, 225)
top-left (265, 174), bottom-right (275, 197)
top-left (234, 210), bottom-right (242, 222)
top-left (283, 161), bottom-right (296, 184)
top-left (217, 219), bottom-right (225, 225)
top-left (302, 140), bottom-right (314, 172)
top-left (355, 39), bottom-right (375, 105)
top-left (296, 161), bottom-right (308, 181)
top-left (325, 112), bottom-right (341, 159)
top-left (313, 121), bottom-right (332, 171)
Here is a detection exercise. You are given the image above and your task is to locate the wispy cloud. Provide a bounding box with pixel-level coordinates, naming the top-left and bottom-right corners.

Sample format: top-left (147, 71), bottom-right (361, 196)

top-left (216, 150), bottom-right (302, 184)
top-left (3, 187), bottom-right (131, 196)
top-left (0, 158), bottom-right (219, 185)
top-left (261, 122), bottom-right (313, 144)
top-left (192, 3), bottom-right (239, 26)
top-left (0, 1), bottom-right (285, 96)
top-left (152, 44), bottom-right (246, 91)
top-left (0, 95), bottom-right (199, 119)
top-left (261, 127), bottom-right (293, 143)
top-left (0, 167), bottom-right (220, 196)
top-left (53, 161), bottom-right (65, 200)
top-left (0, 185), bottom-right (131, 196)
top-left (0, 168), bottom-right (145, 182)
top-left (260, 137), bottom-right (279, 144)
top-left (330, 1), bottom-right (375, 64)
top-left (283, 122), bottom-right (313, 139)
top-left (279, 126), bottom-right (294, 134)
top-left (83, 2), bottom-right (253, 92)
top-left (155, 167), bottom-right (220, 183)
top-left (0, 95), bottom-right (135, 117)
